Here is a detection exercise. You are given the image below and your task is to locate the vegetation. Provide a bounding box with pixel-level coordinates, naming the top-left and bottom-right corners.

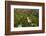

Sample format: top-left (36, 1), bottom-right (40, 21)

top-left (14, 9), bottom-right (39, 27)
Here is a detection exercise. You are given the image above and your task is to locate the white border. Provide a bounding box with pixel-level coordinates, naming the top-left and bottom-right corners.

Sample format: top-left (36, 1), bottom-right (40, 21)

top-left (11, 5), bottom-right (42, 31)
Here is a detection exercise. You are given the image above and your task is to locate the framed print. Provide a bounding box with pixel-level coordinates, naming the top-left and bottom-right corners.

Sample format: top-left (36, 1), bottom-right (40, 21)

top-left (5, 1), bottom-right (45, 35)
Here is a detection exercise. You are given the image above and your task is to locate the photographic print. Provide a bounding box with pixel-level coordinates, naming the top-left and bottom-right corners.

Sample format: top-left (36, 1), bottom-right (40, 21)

top-left (11, 5), bottom-right (42, 31)
top-left (14, 9), bottom-right (39, 27)
top-left (5, 1), bottom-right (45, 35)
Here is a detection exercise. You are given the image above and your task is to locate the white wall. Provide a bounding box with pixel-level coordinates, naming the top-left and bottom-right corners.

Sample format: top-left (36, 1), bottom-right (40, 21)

top-left (0, 0), bottom-right (46, 36)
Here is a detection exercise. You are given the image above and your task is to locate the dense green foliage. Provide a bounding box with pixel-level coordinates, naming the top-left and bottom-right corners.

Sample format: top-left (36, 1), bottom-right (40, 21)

top-left (14, 9), bottom-right (39, 27)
